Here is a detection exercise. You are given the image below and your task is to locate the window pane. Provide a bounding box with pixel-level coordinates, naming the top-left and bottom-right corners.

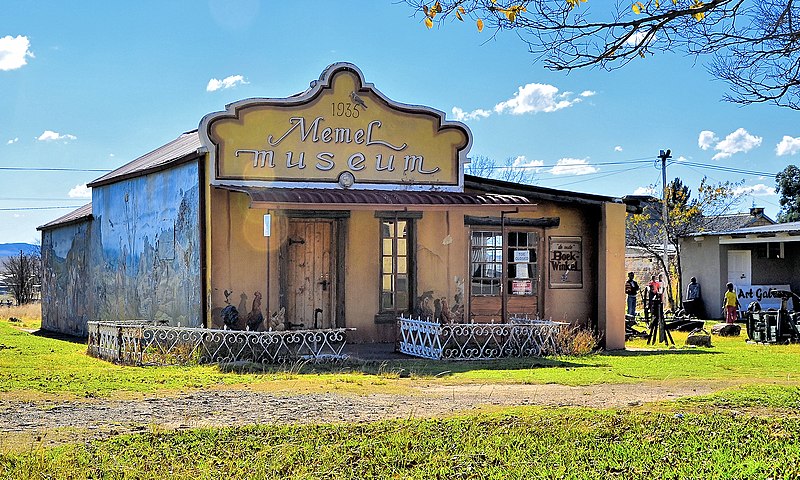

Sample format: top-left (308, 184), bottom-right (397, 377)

top-left (397, 238), bottom-right (407, 256)
top-left (397, 257), bottom-right (407, 274)
top-left (397, 275), bottom-right (408, 293)
top-left (383, 238), bottom-right (393, 254)
top-left (396, 292), bottom-right (408, 310)
top-left (383, 257), bottom-right (393, 273)
top-left (382, 274), bottom-right (392, 290)
top-left (381, 292), bottom-right (393, 310)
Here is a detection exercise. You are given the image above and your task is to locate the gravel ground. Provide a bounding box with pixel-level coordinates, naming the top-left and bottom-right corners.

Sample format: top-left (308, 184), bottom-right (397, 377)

top-left (0, 380), bottom-right (721, 449)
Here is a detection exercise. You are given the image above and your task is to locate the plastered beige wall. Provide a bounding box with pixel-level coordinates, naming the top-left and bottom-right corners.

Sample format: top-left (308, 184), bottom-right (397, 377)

top-left (208, 189), bottom-right (274, 329)
top-left (207, 190), bottom-right (623, 346)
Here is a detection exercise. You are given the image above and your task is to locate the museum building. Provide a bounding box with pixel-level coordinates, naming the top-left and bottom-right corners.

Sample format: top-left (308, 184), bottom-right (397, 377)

top-left (38, 63), bottom-right (628, 349)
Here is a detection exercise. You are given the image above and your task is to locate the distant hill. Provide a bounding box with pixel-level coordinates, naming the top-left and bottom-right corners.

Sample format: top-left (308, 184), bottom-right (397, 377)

top-left (0, 243), bottom-right (39, 259)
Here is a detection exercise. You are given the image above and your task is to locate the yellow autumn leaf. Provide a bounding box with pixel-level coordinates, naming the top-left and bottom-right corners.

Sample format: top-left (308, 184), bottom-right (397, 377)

top-left (655, 0), bottom-right (660, 6)
top-left (639, 50), bottom-right (645, 58)
top-left (477, 18), bottom-right (484, 31)
top-left (458, 6), bottom-right (466, 13)
top-left (690, 0), bottom-right (705, 21)
top-left (456, 9), bottom-right (463, 20)
top-left (424, 17), bottom-right (433, 28)
top-left (632, 2), bottom-right (644, 14)
top-left (422, 4), bottom-right (429, 16)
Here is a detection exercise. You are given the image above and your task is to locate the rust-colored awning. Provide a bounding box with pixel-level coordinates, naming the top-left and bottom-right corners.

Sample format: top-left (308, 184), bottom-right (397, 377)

top-left (215, 185), bottom-right (536, 210)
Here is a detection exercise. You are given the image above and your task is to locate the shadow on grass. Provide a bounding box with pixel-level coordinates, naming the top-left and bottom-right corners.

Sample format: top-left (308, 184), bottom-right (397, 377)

top-left (608, 348), bottom-right (721, 357)
top-left (30, 328), bottom-right (87, 345)
top-left (217, 355), bottom-right (598, 378)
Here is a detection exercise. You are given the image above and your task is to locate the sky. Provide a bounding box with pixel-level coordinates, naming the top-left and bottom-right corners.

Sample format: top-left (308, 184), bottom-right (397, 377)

top-left (2, 1), bottom-right (799, 244)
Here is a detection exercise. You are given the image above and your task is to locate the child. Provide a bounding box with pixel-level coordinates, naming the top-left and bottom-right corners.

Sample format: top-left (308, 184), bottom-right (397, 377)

top-left (723, 282), bottom-right (740, 324)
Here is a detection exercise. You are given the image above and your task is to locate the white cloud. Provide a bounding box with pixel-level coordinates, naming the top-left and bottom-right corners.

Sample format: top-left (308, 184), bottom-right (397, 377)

top-left (614, 146), bottom-right (623, 152)
top-left (451, 106), bottom-right (492, 122)
top-left (0, 35), bottom-right (34, 71)
top-left (550, 157), bottom-right (598, 176)
top-left (494, 83), bottom-right (583, 115)
top-left (776, 136), bottom-right (800, 156)
top-left (625, 31), bottom-right (650, 46)
top-left (733, 184), bottom-right (776, 196)
top-left (37, 130), bottom-right (76, 142)
top-left (698, 130), bottom-right (717, 150)
top-left (512, 155), bottom-right (544, 170)
top-left (676, 155), bottom-right (688, 162)
top-left (579, 90), bottom-right (596, 98)
top-left (711, 128), bottom-right (762, 160)
top-left (633, 186), bottom-right (656, 196)
top-left (6, 137), bottom-right (18, 145)
top-left (206, 75), bottom-right (247, 92)
top-left (68, 184), bottom-right (92, 199)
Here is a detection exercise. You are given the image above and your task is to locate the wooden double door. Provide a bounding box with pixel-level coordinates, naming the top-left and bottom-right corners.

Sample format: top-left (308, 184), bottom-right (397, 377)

top-left (285, 219), bottom-right (337, 329)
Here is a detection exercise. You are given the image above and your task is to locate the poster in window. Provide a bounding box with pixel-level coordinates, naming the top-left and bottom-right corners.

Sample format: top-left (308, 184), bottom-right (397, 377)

top-left (549, 236), bottom-right (582, 289)
top-left (512, 279), bottom-right (533, 295)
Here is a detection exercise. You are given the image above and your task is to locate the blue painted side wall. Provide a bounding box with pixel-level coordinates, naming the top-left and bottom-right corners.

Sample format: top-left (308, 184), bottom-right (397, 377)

top-left (41, 220), bottom-right (93, 336)
top-left (40, 161), bottom-right (202, 336)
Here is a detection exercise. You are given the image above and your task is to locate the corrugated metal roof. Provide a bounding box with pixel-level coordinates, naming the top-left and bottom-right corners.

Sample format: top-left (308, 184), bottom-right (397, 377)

top-left (37, 203), bottom-right (93, 231)
top-left (217, 185), bottom-right (534, 206)
top-left (689, 221), bottom-right (800, 237)
top-left (701, 212), bottom-right (775, 232)
top-left (88, 131), bottom-right (202, 187)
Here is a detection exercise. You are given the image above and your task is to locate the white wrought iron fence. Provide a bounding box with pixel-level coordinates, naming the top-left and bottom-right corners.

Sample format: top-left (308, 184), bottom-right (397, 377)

top-left (87, 321), bottom-right (353, 366)
top-left (397, 315), bottom-right (568, 360)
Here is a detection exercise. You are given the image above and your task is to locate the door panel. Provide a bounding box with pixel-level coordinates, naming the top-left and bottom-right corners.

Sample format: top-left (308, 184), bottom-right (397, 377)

top-left (727, 250), bottom-right (752, 285)
top-left (287, 220), bottom-right (333, 329)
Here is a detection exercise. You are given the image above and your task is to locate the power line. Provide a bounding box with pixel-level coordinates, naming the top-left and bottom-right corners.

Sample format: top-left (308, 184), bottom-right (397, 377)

top-left (0, 206), bottom-right (83, 211)
top-left (0, 167), bottom-right (110, 172)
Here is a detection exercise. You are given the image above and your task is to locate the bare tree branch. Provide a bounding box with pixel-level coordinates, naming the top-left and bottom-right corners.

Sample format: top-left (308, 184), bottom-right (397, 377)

top-left (404, 0), bottom-right (800, 109)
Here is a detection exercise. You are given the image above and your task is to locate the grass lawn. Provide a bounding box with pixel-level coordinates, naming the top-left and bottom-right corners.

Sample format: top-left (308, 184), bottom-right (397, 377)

top-left (2, 407), bottom-right (799, 479)
top-left (2, 316), bottom-right (799, 398)
top-left (2, 313), bottom-right (800, 478)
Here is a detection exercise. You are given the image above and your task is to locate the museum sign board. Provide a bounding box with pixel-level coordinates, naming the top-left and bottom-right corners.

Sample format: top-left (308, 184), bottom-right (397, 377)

top-left (200, 63), bottom-right (472, 190)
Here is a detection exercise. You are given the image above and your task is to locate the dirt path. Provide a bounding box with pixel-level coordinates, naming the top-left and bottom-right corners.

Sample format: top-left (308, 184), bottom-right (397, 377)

top-left (0, 380), bottom-right (722, 449)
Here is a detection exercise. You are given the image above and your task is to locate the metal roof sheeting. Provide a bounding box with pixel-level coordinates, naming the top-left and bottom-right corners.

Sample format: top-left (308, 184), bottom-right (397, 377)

top-left (217, 185), bottom-right (534, 207)
top-left (689, 221), bottom-right (800, 237)
top-left (88, 131), bottom-right (202, 188)
top-left (37, 203), bottom-right (93, 231)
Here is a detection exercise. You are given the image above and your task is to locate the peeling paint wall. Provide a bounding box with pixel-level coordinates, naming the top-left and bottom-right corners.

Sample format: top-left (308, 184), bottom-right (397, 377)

top-left (91, 162), bottom-right (201, 326)
top-left (40, 161), bottom-right (202, 336)
top-left (41, 220), bottom-right (93, 336)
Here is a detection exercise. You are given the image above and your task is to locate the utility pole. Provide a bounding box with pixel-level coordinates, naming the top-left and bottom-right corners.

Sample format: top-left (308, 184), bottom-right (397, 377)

top-left (658, 149), bottom-right (672, 283)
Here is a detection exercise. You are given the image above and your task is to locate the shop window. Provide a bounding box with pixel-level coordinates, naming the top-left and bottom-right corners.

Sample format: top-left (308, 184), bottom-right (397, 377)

top-left (470, 230), bottom-right (538, 296)
top-left (379, 217), bottom-right (415, 313)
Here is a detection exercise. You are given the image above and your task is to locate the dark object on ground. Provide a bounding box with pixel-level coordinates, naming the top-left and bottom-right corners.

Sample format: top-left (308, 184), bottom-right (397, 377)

top-left (711, 323), bottom-right (741, 336)
top-left (625, 314), bottom-right (648, 340)
top-left (665, 318), bottom-right (705, 332)
top-left (682, 299), bottom-right (705, 319)
top-left (746, 289), bottom-right (800, 344)
top-left (8, 317), bottom-right (20, 323)
top-left (686, 328), bottom-right (712, 347)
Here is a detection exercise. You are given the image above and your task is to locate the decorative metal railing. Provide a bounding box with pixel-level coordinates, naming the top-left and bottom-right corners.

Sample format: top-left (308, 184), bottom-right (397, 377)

top-left (87, 321), bottom-right (353, 366)
top-left (397, 315), bottom-right (568, 360)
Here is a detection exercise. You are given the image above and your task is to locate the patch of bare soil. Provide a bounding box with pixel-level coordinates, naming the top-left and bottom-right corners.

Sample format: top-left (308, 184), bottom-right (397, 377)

top-left (0, 380), bottom-right (724, 451)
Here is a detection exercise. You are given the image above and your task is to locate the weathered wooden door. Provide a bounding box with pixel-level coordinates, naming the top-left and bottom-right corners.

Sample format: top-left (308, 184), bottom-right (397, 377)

top-left (286, 220), bottom-right (334, 329)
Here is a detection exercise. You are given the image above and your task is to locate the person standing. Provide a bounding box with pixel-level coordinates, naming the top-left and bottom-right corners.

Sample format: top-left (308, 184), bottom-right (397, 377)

top-left (723, 282), bottom-right (740, 324)
top-left (684, 277), bottom-right (703, 317)
top-left (625, 272), bottom-right (640, 319)
top-left (649, 274), bottom-right (665, 325)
